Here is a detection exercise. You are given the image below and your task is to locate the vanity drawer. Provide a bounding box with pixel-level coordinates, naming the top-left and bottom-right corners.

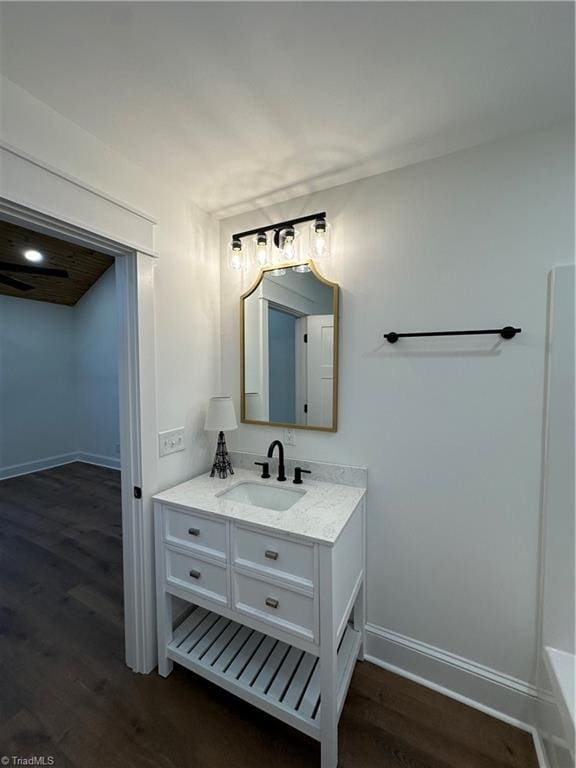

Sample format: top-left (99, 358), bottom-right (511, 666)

top-left (165, 548), bottom-right (228, 606)
top-left (233, 526), bottom-right (315, 586)
top-left (233, 572), bottom-right (316, 642)
top-left (163, 506), bottom-right (227, 560)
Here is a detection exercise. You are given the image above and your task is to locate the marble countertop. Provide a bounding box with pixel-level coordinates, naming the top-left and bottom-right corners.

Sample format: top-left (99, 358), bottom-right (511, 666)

top-left (153, 469), bottom-right (365, 545)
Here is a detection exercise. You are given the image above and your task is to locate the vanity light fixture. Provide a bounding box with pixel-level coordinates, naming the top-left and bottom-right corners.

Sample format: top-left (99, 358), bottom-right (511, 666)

top-left (278, 225), bottom-right (299, 262)
top-left (269, 230), bottom-right (291, 276)
top-left (269, 243), bottom-right (286, 275)
top-left (310, 216), bottom-right (331, 260)
top-left (228, 211), bottom-right (329, 272)
top-left (228, 237), bottom-right (244, 271)
top-left (252, 232), bottom-right (269, 267)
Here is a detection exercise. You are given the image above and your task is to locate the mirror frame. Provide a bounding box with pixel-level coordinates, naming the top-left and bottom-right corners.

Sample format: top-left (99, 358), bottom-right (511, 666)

top-left (240, 259), bottom-right (339, 432)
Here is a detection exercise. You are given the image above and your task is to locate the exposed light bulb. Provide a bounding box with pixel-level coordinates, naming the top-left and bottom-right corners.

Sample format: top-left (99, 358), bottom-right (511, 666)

top-left (24, 250), bottom-right (43, 263)
top-left (278, 226), bottom-right (299, 263)
top-left (283, 236), bottom-right (295, 260)
top-left (228, 238), bottom-right (244, 271)
top-left (255, 245), bottom-right (268, 266)
top-left (310, 218), bottom-right (331, 260)
top-left (314, 234), bottom-right (326, 254)
top-left (253, 232), bottom-right (269, 267)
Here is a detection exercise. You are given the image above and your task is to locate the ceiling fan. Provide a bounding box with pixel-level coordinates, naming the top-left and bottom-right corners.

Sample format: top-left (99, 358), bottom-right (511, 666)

top-left (0, 260), bottom-right (69, 292)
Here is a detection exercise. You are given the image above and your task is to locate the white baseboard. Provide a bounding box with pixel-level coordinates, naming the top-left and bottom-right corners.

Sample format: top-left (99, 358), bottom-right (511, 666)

top-left (0, 452), bottom-right (79, 480)
top-left (76, 452), bottom-right (121, 470)
top-left (0, 451), bottom-right (120, 480)
top-left (365, 622), bottom-right (539, 731)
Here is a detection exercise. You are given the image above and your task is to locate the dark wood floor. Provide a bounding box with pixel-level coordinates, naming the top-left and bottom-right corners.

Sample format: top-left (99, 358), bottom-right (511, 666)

top-left (0, 462), bottom-right (537, 768)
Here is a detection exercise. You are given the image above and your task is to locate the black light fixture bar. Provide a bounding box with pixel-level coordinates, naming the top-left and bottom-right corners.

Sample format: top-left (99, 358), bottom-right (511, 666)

top-left (232, 211), bottom-right (326, 241)
top-left (384, 326), bottom-right (522, 344)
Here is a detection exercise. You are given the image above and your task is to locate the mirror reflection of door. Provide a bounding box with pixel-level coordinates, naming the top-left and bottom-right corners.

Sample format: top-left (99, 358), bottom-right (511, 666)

top-left (305, 314), bottom-right (334, 427)
top-left (242, 264), bottom-right (338, 431)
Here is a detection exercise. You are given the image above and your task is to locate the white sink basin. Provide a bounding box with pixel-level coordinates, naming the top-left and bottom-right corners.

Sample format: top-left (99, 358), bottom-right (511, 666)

top-left (217, 482), bottom-right (305, 511)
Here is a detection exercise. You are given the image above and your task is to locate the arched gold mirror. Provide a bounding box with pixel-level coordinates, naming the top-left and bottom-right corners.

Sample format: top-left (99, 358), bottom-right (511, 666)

top-left (241, 260), bottom-right (339, 432)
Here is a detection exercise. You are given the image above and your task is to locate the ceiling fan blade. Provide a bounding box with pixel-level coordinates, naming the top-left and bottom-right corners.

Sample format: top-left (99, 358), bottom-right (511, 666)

top-left (0, 261), bottom-right (69, 278)
top-left (0, 274), bottom-right (34, 291)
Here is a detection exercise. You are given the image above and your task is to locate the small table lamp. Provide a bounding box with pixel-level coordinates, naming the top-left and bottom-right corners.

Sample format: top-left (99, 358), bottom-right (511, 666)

top-left (205, 396), bottom-right (238, 479)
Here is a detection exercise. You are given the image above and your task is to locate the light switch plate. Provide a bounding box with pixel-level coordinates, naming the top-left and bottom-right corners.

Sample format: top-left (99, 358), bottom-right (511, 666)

top-left (283, 428), bottom-right (295, 446)
top-left (159, 428), bottom-right (185, 457)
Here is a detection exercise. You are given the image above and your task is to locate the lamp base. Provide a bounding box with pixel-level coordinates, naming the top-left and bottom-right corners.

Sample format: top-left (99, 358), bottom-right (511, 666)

top-left (210, 431), bottom-right (234, 479)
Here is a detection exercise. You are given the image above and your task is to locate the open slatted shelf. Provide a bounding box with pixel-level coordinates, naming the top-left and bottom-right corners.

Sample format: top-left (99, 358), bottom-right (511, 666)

top-left (167, 605), bottom-right (361, 740)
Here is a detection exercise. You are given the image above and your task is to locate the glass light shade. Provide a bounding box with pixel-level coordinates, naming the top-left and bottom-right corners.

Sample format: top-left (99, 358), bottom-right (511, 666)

top-left (252, 232), bottom-right (270, 267)
top-left (309, 219), bottom-right (331, 260)
top-left (292, 263), bottom-right (311, 273)
top-left (269, 268), bottom-right (287, 276)
top-left (228, 238), bottom-right (245, 271)
top-left (205, 396), bottom-right (238, 432)
top-left (277, 226), bottom-right (300, 263)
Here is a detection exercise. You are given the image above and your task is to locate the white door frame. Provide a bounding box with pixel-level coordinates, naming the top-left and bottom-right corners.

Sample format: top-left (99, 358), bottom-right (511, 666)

top-left (0, 197), bottom-right (158, 674)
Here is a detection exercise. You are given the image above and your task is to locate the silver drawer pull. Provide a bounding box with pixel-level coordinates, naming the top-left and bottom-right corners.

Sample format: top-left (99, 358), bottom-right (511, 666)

top-left (265, 597), bottom-right (279, 609)
top-left (189, 569), bottom-right (201, 579)
top-left (265, 550), bottom-right (279, 561)
top-left (188, 527), bottom-right (200, 536)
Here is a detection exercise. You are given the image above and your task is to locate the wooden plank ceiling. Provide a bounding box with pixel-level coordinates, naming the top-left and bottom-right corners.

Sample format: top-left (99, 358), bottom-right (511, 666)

top-left (0, 220), bottom-right (114, 306)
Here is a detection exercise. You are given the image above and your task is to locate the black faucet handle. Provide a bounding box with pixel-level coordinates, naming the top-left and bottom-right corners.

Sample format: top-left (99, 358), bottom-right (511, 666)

top-left (254, 461), bottom-right (270, 479)
top-left (293, 467), bottom-right (312, 485)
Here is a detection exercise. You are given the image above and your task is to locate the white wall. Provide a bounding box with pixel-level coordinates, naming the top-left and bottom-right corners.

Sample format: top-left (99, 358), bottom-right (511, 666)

top-left (0, 295), bottom-right (76, 474)
top-left (75, 265), bottom-right (119, 465)
top-left (0, 77), bottom-right (221, 490)
top-left (220, 121), bottom-right (574, 723)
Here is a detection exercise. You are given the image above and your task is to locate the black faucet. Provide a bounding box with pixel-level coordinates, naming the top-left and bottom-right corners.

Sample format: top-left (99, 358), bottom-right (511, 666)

top-left (267, 440), bottom-right (286, 482)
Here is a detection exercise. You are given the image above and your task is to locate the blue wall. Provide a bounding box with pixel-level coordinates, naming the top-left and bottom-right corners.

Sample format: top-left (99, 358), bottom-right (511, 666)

top-left (0, 266), bottom-right (119, 477)
top-left (268, 306), bottom-right (296, 424)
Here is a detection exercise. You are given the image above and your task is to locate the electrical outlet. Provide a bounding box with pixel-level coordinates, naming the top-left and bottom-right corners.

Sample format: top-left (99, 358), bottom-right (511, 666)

top-left (283, 428), bottom-right (295, 446)
top-left (159, 428), bottom-right (185, 457)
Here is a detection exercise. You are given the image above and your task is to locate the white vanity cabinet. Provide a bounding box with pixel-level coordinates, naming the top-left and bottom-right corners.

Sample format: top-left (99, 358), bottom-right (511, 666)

top-left (153, 470), bottom-right (366, 768)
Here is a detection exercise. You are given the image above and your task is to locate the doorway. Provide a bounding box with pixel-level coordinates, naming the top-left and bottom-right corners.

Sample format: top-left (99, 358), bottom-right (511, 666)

top-left (0, 202), bottom-right (157, 675)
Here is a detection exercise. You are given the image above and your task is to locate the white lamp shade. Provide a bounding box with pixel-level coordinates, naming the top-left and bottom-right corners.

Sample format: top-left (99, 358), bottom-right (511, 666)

top-left (205, 397), bottom-right (238, 432)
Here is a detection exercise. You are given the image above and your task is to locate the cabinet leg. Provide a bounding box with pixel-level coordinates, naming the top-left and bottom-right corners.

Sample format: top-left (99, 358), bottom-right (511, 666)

top-left (353, 580), bottom-right (366, 662)
top-left (158, 655), bottom-right (173, 678)
top-left (156, 591), bottom-right (173, 678)
top-left (320, 726), bottom-right (338, 768)
top-left (320, 654), bottom-right (338, 768)
top-left (319, 545), bottom-right (339, 767)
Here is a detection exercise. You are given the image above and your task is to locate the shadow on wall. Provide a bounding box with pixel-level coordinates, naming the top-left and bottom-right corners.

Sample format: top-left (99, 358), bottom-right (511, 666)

top-left (214, 145), bottom-right (364, 219)
top-left (363, 335), bottom-right (510, 358)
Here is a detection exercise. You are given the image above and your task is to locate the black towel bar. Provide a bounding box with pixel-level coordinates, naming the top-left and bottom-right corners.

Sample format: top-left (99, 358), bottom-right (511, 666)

top-left (384, 326), bottom-right (521, 344)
